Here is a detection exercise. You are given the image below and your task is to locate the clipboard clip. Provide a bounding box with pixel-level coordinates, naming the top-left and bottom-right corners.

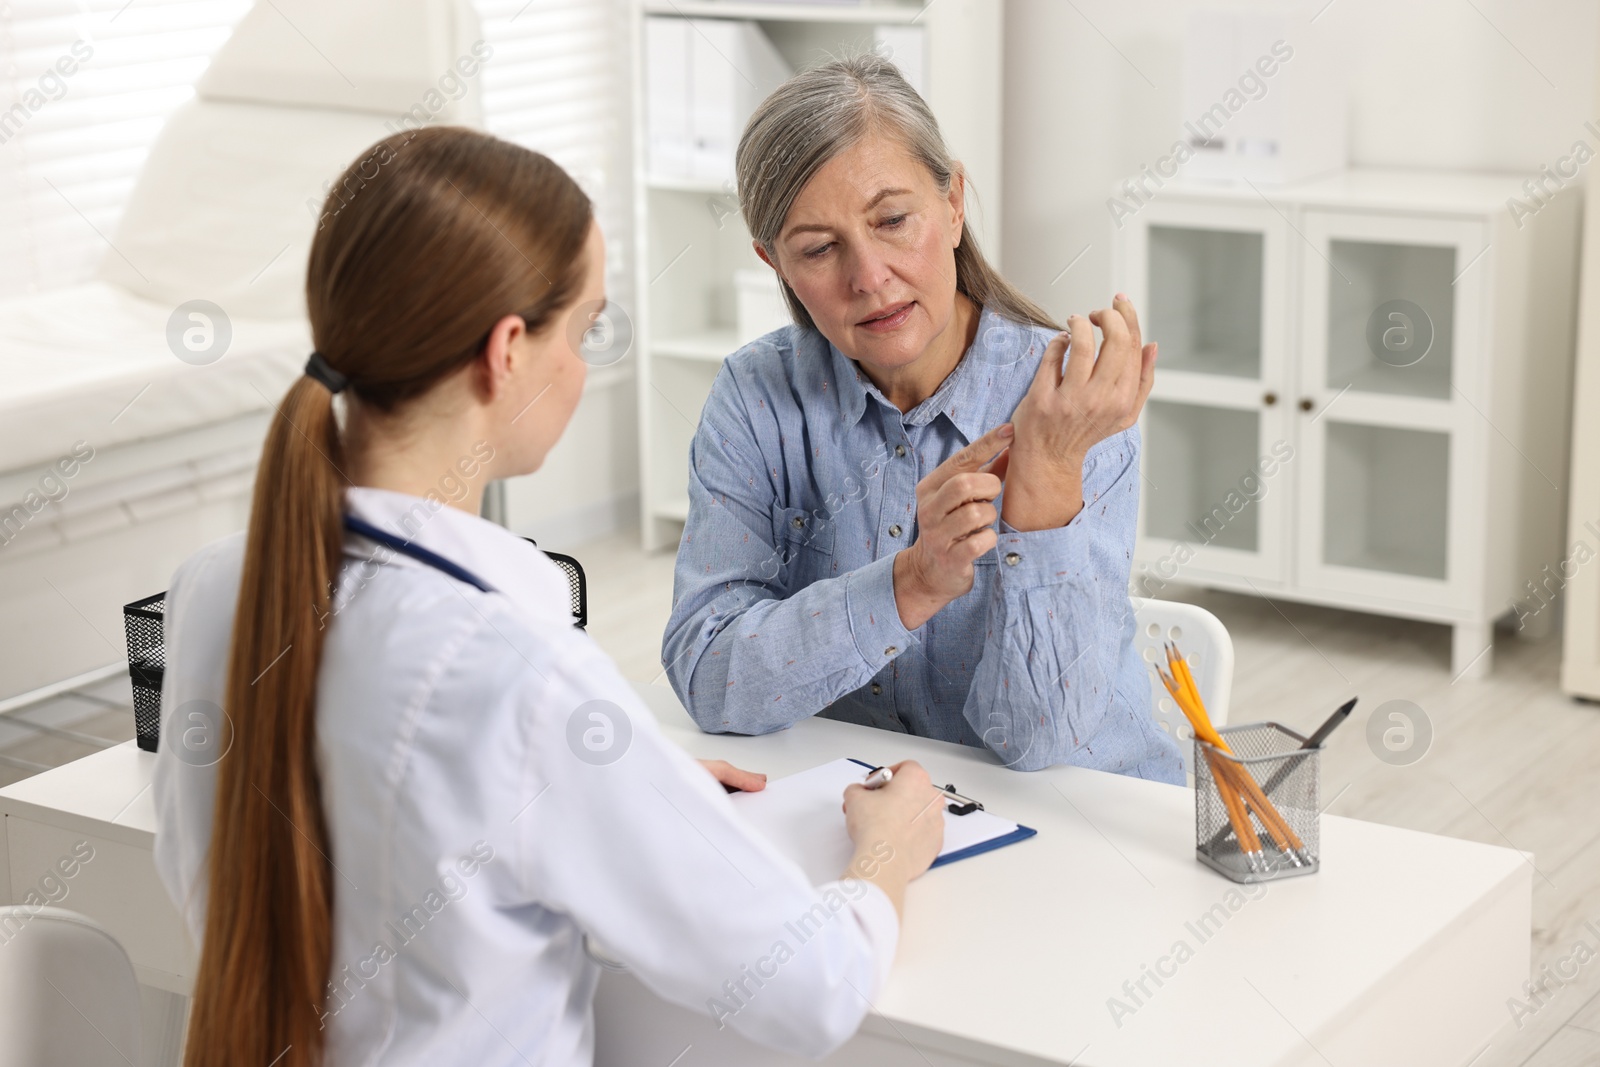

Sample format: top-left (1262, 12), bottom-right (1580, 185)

top-left (861, 764), bottom-right (983, 815)
top-left (942, 783), bottom-right (983, 816)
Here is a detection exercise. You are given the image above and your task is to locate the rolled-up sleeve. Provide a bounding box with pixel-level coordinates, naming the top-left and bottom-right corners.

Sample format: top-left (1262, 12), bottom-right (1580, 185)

top-left (662, 369), bottom-right (916, 735)
top-left (962, 426), bottom-right (1175, 775)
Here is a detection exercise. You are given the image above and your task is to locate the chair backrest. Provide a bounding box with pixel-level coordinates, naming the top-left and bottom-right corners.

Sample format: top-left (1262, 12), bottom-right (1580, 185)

top-left (0, 907), bottom-right (141, 1066)
top-left (523, 539), bottom-right (588, 629)
top-left (1133, 599), bottom-right (1234, 774)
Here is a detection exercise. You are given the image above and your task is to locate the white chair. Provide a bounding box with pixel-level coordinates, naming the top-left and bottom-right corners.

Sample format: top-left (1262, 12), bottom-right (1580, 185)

top-left (1132, 598), bottom-right (1234, 774)
top-left (0, 907), bottom-right (141, 1066)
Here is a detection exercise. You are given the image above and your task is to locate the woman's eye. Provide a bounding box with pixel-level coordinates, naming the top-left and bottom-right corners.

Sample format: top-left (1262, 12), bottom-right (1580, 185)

top-left (882, 214), bottom-right (906, 228)
top-left (804, 243), bottom-right (831, 259)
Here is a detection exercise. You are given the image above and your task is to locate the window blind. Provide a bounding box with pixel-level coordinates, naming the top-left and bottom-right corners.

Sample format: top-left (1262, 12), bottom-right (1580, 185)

top-left (0, 0), bottom-right (632, 311)
top-left (476, 0), bottom-right (633, 321)
top-left (0, 0), bottom-right (251, 295)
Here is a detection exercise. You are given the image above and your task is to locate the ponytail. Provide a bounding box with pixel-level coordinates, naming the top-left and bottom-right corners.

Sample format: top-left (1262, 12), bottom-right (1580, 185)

top-left (184, 377), bottom-right (345, 1066)
top-left (181, 126), bottom-right (593, 1067)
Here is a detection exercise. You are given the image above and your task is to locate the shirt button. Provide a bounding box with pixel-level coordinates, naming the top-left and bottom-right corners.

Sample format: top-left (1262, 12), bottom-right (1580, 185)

top-left (894, 444), bottom-right (907, 458)
top-left (1004, 552), bottom-right (1022, 566)
top-left (888, 524), bottom-right (903, 538)
top-left (791, 516), bottom-right (804, 529)
top-left (871, 683), bottom-right (883, 695)
top-left (884, 645), bottom-right (898, 656)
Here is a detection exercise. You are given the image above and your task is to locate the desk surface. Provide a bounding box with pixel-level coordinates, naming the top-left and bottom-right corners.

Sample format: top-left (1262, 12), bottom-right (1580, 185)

top-left (631, 684), bottom-right (1528, 1067)
top-left (1, 683), bottom-right (1529, 1067)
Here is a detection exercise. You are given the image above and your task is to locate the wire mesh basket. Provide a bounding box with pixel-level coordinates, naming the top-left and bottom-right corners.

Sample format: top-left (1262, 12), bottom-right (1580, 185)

top-left (122, 592), bottom-right (165, 752)
top-left (1194, 721), bottom-right (1319, 883)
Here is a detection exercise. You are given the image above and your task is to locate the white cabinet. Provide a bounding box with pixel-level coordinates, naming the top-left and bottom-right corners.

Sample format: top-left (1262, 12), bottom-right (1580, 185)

top-left (629, 0), bottom-right (1003, 551)
top-left (1115, 171), bottom-right (1581, 679)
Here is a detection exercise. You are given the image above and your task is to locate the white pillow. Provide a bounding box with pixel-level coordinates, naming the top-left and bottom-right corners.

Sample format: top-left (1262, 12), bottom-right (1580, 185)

top-left (197, 0), bottom-right (486, 122)
top-left (97, 0), bottom-right (488, 320)
top-left (96, 100), bottom-right (411, 321)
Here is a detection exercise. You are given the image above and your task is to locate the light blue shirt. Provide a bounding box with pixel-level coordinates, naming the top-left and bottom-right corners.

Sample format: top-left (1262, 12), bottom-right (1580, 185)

top-left (662, 304), bottom-right (1184, 782)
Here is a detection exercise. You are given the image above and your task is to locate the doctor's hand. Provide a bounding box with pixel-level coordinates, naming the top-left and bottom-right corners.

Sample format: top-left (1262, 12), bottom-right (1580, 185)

top-left (1002, 294), bottom-right (1156, 532)
top-left (699, 759), bottom-right (767, 793)
top-left (892, 422), bottom-right (1014, 631)
top-left (841, 760), bottom-right (945, 919)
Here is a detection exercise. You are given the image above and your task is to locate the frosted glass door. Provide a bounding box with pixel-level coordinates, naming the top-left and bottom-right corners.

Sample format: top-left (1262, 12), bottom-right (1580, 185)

top-left (1294, 210), bottom-right (1484, 611)
top-left (1321, 421), bottom-right (1449, 580)
top-left (1143, 401), bottom-right (1263, 555)
top-left (1325, 239), bottom-right (1456, 399)
top-left (1124, 199), bottom-right (1291, 587)
top-left (1147, 225), bottom-right (1263, 379)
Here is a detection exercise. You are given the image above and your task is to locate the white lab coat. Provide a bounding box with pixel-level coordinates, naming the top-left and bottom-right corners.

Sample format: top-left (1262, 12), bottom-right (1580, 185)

top-left (152, 485), bottom-right (897, 1066)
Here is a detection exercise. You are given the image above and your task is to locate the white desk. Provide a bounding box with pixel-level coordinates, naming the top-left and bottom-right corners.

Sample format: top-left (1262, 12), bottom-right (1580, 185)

top-left (0, 683), bottom-right (1529, 1067)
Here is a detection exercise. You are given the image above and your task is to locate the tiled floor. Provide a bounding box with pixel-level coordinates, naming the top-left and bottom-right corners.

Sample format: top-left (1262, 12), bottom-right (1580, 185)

top-left (8, 528), bottom-right (1598, 1064)
top-left (0, 673), bottom-right (136, 788)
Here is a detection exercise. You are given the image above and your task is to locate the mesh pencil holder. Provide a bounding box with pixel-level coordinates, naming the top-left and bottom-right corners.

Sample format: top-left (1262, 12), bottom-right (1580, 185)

top-left (1194, 722), bottom-right (1320, 884)
top-left (121, 592), bottom-right (165, 752)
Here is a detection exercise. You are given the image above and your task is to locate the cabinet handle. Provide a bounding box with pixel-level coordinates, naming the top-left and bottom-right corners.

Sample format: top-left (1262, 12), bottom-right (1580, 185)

top-left (1263, 391), bottom-right (1278, 406)
top-left (1298, 398), bottom-right (1315, 413)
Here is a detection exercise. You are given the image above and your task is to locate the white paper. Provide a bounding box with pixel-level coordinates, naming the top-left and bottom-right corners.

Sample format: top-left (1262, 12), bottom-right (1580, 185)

top-left (728, 757), bottom-right (1024, 883)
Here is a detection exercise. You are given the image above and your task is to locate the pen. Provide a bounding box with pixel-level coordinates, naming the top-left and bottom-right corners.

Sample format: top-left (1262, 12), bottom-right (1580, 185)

top-left (1302, 698), bottom-right (1357, 750)
top-left (1249, 697), bottom-right (1357, 810)
top-left (861, 767), bottom-right (984, 814)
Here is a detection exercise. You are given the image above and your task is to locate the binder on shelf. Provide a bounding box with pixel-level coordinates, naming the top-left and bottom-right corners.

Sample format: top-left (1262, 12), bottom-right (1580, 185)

top-left (645, 17), bottom-right (691, 178)
top-left (645, 16), bottom-right (792, 184)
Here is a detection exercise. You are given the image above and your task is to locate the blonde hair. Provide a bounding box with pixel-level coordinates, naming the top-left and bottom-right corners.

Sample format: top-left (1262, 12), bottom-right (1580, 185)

top-left (735, 52), bottom-right (1060, 334)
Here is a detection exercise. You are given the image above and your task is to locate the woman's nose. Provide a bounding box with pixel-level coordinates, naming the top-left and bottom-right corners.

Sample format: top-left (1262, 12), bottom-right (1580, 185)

top-left (847, 245), bottom-right (894, 295)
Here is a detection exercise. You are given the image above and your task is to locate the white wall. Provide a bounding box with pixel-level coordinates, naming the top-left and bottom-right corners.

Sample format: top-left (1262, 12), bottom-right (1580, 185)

top-left (496, 1), bottom-right (1600, 554)
top-left (501, 372), bottom-right (639, 552)
top-left (1001, 0), bottom-right (1600, 317)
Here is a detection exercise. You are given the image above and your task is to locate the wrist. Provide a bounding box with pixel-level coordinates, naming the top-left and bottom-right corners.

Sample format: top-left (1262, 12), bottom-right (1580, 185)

top-left (1001, 458), bottom-right (1085, 531)
top-left (845, 845), bottom-right (911, 919)
top-left (892, 547), bottom-right (946, 630)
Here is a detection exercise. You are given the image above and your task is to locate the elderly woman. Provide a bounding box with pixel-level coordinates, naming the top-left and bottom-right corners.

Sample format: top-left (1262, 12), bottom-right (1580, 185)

top-left (661, 55), bottom-right (1182, 781)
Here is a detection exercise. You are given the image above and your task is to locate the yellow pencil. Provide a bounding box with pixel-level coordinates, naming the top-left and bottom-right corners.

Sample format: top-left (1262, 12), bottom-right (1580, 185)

top-left (1160, 645), bottom-right (1310, 867)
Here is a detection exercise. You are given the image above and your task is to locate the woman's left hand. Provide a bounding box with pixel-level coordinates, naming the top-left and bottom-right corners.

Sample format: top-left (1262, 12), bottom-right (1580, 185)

top-left (1001, 294), bottom-right (1157, 532)
top-left (700, 759), bottom-right (768, 792)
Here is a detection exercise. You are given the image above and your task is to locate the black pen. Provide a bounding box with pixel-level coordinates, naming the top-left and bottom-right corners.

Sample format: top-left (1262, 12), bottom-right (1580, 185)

top-left (1302, 698), bottom-right (1357, 750)
top-left (1256, 698), bottom-right (1357, 802)
top-left (1203, 698), bottom-right (1357, 854)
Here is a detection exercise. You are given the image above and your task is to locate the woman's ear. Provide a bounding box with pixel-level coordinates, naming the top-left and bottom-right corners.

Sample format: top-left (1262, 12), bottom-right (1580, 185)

top-left (477, 313), bottom-right (527, 401)
top-left (752, 241), bottom-right (787, 286)
top-left (947, 163), bottom-right (966, 248)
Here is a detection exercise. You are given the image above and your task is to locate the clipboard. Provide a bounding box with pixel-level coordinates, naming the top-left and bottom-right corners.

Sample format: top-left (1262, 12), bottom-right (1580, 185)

top-left (728, 757), bottom-right (1037, 881)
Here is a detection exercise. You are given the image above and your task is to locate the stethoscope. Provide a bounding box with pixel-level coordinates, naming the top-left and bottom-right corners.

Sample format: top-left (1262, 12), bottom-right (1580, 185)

top-left (342, 513), bottom-right (629, 972)
top-left (343, 514), bottom-right (497, 593)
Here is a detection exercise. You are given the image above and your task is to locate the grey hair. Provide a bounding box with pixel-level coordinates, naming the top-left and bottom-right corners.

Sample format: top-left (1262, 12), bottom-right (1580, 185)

top-left (735, 51), bottom-right (1061, 335)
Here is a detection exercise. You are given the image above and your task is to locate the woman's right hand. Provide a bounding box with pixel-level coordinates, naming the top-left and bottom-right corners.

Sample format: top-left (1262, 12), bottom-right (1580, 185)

top-left (892, 423), bottom-right (1015, 631)
top-left (840, 760), bottom-right (945, 916)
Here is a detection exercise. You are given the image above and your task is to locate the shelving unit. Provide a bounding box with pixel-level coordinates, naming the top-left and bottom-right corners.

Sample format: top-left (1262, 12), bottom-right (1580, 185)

top-left (628, 0), bottom-right (1003, 550)
top-left (1114, 170), bottom-right (1582, 679)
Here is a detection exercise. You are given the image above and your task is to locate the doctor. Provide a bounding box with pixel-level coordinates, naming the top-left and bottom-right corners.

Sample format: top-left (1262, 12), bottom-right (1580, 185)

top-left (152, 127), bottom-right (943, 1067)
top-left (663, 54), bottom-right (1183, 782)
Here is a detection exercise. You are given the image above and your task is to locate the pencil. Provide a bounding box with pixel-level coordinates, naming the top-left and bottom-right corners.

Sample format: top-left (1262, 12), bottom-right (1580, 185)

top-left (1201, 746), bottom-right (1264, 871)
top-left (1161, 649), bottom-right (1312, 867)
top-left (1157, 665), bottom-right (1271, 865)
